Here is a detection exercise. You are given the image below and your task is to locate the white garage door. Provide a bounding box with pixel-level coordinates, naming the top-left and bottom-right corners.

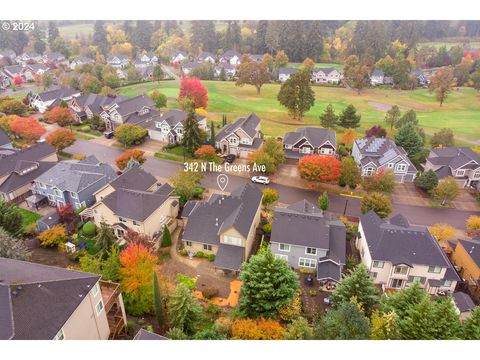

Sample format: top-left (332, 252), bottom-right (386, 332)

top-left (148, 129), bottom-right (164, 141)
top-left (239, 149), bottom-right (251, 158)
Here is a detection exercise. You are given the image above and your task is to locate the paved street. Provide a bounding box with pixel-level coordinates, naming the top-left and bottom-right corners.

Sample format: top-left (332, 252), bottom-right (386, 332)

top-left (66, 139), bottom-right (479, 229)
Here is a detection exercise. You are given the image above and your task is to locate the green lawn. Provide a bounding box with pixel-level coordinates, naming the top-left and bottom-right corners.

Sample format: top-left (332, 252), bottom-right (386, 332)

top-left (18, 208), bottom-right (41, 228)
top-left (117, 80), bottom-right (480, 142)
top-left (154, 152), bottom-right (184, 162)
top-left (288, 62), bottom-right (342, 70)
top-left (74, 133), bottom-right (94, 140)
top-left (418, 40), bottom-right (480, 50)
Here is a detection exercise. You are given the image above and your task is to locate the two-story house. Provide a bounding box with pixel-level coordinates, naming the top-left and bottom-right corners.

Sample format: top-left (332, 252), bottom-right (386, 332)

top-left (278, 67), bottom-right (298, 82)
top-left (171, 51), bottom-right (188, 64)
top-left (370, 69), bottom-right (385, 85)
top-left (411, 69), bottom-right (428, 86)
top-left (70, 94), bottom-right (128, 122)
top-left (182, 61), bottom-right (201, 75)
top-left (215, 113), bottom-right (263, 158)
top-left (107, 55), bottom-right (129, 69)
top-left (16, 52), bottom-right (42, 66)
top-left (214, 63), bottom-right (236, 79)
top-left (101, 95), bottom-right (158, 130)
top-left (69, 56), bottom-right (95, 70)
top-left (283, 127), bottom-right (336, 160)
top-left (424, 147), bottom-right (480, 189)
top-left (352, 137), bottom-right (417, 182)
top-left (133, 52), bottom-right (158, 68)
top-left (198, 51), bottom-right (216, 64)
top-left (311, 67), bottom-right (343, 84)
top-left (30, 155), bottom-right (117, 210)
top-left (450, 238), bottom-right (480, 299)
top-left (0, 257), bottom-right (127, 340)
top-left (142, 109), bottom-right (207, 144)
top-left (219, 50), bottom-right (242, 66)
top-left (28, 87), bottom-right (81, 113)
top-left (182, 183), bottom-right (262, 273)
top-left (42, 52), bottom-right (68, 66)
top-left (89, 167), bottom-right (179, 242)
top-left (356, 211), bottom-right (459, 294)
top-left (270, 200), bottom-right (346, 282)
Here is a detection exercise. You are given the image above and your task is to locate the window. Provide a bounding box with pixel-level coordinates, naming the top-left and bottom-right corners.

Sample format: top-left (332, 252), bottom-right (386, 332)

top-left (53, 328), bottom-right (65, 340)
top-left (456, 169), bottom-right (465, 177)
top-left (306, 247), bottom-right (317, 255)
top-left (360, 247), bottom-right (365, 258)
top-left (133, 220), bottom-right (139, 226)
top-left (390, 279), bottom-right (405, 289)
top-left (394, 265), bottom-right (408, 275)
top-left (203, 244), bottom-right (212, 251)
top-left (223, 235), bottom-right (241, 246)
top-left (92, 283), bottom-right (99, 297)
top-left (54, 189), bottom-right (62, 197)
top-left (185, 241), bottom-right (192, 247)
top-left (442, 279), bottom-right (453, 287)
top-left (228, 137), bottom-right (238, 144)
top-left (95, 300), bottom-right (104, 315)
top-left (319, 148), bottom-right (333, 155)
top-left (395, 163), bottom-right (407, 172)
top-left (299, 257), bottom-right (316, 268)
top-left (119, 217), bottom-right (127, 223)
top-left (279, 243), bottom-right (290, 252)
top-left (428, 266), bottom-right (442, 274)
top-left (300, 147), bottom-right (312, 154)
top-left (372, 261), bottom-right (384, 268)
top-left (370, 272), bottom-right (377, 279)
top-left (364, 167), bottom-right (375, 176)
top-left (408, 276), bottom-right (426, 285)
top-left (387, 163), bottom-right (394, 169)
top-left (275, 254), bottom-right (288, 261)
top-left (474, 171), bottom-right (480, 180)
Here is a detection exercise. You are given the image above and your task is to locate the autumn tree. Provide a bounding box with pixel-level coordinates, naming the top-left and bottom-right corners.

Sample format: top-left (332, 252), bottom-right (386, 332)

top-left (365, 125), bottom-right (387, 138)
top-left (431, 128), bottom-right (455, 148)
top-left (384, 105), bottom-right (401, 130)
top-left (339, 156), bottom-right (362, 189)
top-left (115, 149), bottom-right (146, 170)
top-left (429, 66), bottom-right (456, 106)
top-left (38, 224), bottom-right (67, 249)
top-left (341, 129), bottom-right (357, 150)
top-left (298, 155), bottom-right (342, 182)
top-left (46, 128), bottom-right (75, 151)
top-left (248, 149), bottom-right (276, 174)
top-left (319, 104), bottom-right (338, 128)
top-left (302, 57), bottom-right (315, 72)
top-left (361, 192), bottom-right (393, 218)
top-left (43, 107), bottom-right (75, 127)
top-left (119, 243), bottom-right (156, 316)
top-left (80, 74), bottom-right (102, 94)
top-left (0, 98), bottom-right (28, 116)
top-left (123, 228), bottom-right (154, 249)
top-left (344, 55), bottom-right (371, 94)
top-left (429, 223), bottom-right (456, 242)
top-left (150, 90), bottom-right (167, 109)
top-left (168, 284), bottom-right (204, 334)
top-left (194, 144), bottom-right (217, 162)
top-left (232, 318), bottom-right (285, 340)
top-left (274, 50), bottom-right (289, 68)
top-left (432, 177), bottom-right (459, 205)
top-left (338, 104), bottom-right (361, 128)
top-left (114, 124), bottom-right (148, 147)
top-left (178, 76), bottom-right (208, 109)
top-left (236, 58), bottom-right (270, 94)
top-left (283, 317), bottom-right (314, 340)
top-left (9, 117), bottom-right (46, 142)
top-left (0, 227), bottom-right (30, 260)
top-left (170, 168), bottom-right (203, 206)
top-left (262, 188), bottom-right (279, 207)
top-left (466, 215), bottom-right (480, 238)
top-left (370, 310), bottom-right (398, 340)
top-left (277, 70), bottom-right (315, 120)
top-left (414, 170), bottom-right (439, 193)
top-left (363, 169), bottom-right (396, 194)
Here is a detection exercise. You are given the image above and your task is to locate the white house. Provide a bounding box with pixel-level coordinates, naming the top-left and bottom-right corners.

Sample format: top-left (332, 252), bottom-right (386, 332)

top-left (311, 67), bottom-right (343, 84)
top-left (29, 87), bottom-right (81, 113)
top-left (278, 67), bottom-right (298, 82)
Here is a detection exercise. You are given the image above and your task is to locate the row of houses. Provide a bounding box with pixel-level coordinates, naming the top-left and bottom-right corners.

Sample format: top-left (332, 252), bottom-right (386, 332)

top-left (278, 67), bottom-right (344, 84)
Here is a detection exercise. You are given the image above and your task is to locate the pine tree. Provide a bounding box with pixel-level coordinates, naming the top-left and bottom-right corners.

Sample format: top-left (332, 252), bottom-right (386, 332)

top-left (153, 271), bottom-right (165, 327)
top-left (380, 282), bottom-right (428, 319)
top-left (210, 121), bottom-right (216, 145)
top-left (93, 21), bottom-right (109, 55)
top-left (394, 123), bottom-right (423, 158)
top-left (168, 284), bottom-right (204, 334)
top-left (254, 20), bottom-right (269, 54)
top-left (133, 21), bottom-right (154, 51)
top-left (463, 306), bottom-right (480, 340)
top-left (161, 225), bottom-right (171, 247)
top-left (0, 201), bottom-right (23, 237)
top-left (95, 222), bottom-right (116, 259)
top-left (47, 21), bottom-right (60, 48)
top-left (338, 104), bottom-right (361, 128)
top-left (319, 104), bottom-right (338, 128)
top-left (306, 21), bottom-right (324, 62)
top-left (182, 108), bottom-right (203, 155)
top-left (219, 67), bottom-right (227, 81)
top-left (0, 227), bottom-right (30, 260)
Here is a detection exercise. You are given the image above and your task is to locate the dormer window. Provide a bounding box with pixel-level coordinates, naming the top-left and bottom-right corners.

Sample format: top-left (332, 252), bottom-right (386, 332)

top-left (394, 265), bottom-right (408, 275)
top-left (456, 169), bottom-right (465, 177)
top-left (138, 107), bottom-right (149, 115)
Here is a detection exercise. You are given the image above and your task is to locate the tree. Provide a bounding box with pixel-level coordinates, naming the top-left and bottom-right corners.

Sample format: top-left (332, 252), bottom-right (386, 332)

top-left (396, 109), bottom-right (418, 129)
top-left (248, 150), bottom-right (276, 174)
top-left (236, 59), bottom-right (270, 94)
top-left (361, 192), bottom-right (393, 218)
top-left (318, 192), bottom-right (329, 214)
top-left (45, 128), bottom-right (75, 151)
top-left (275, 50), bottom-right (289, 68)
top-left (429, 223), bottom-right (456, 242)
top-left (178, 76), bottom-right (208, 109)
top-left (338, 104), bottom-right (361, 128)
top-left (298, 155), bottom-right (342, 182)
top-left (283, 317), bottom-right (313, 340)
top-left (126, 67), bottom-right (142, 83)
top-left (319, 104), bottom-right (338, 128)
top-left (0, 98), bottom-right (28, 115)
top-left (170, 169), bottom-right (203, 206)
top-left (431, 128), bottom-right (455, 148)
top-left (114, 124), bottom-right (148, 147)
top-left (93, 21), bottom-right (109, 54)
top-left (0, 227), bottom-right (30, 260)
top-left (343, 55), bottom-right (371, 94)
top-left (80, 74), bottom-right (102, 94)
top-left (414, 170), bottom-right (439, 192)
top-left (182, 107), bottom-right (203, 155)
top-left (262, 188), bottom-right (279, 207)
top-left (315, 301), bottom-right (371, 340)
top-left (119, 243), bottom-right (156, 316)
top-left (168, 284), bottom-right (204, 334)
top-left (363, 169), bottom-right (396, 194)
top-left (429, 66), bottom-right (456, 106)
top-left (95, 222), bottom-right (116, 258)
top-left (277, 70), bottom-right (315, 120)
top-left (44, 107), bottom-right (75, 127)
top-left (165, 327), bottom-right (189, 340)
top-left (471, 70), bottom-right (480, 90)
top-left (152, 64), bottom-right (164, 82)
top-left (123, 228), bottom-right (154, 249)
top-left (38, 225), bottom-right (67, 249)
top-left (161, 225), bottom-right (171, 247)
top-left (370, 310), bottom-right (398, 340)
top-left (209, 121), bottom-right (215, 145)
top-left (384, 105), bottom-right (401, 130)
top-left (41, 72), bottom-right (54, 90)
top-left (231, 318), bottom-right (285, 340)
top-left (150, 90), bottom-right (167, 109)
top-left (153, 271), bottom-right (165, 327)
top-left (239, 247), bottom-right (299, 318)
top-left (115, 149), bottom-right (146, 170)
top-left (341, 129), bottom-right (357, 149)
top-left (463, 306), bottom-right (480, 340)
top-left (101, 246), bottom-right (121, 281)
top-left (394, 123), bottom-right (423, 159)
top-left (302, 58), bottom-right (315, 72)
top-left (380, 282), bottom-right (428, 320)
top-left (9, 117), bottom-right (46, 142)
top-left (340, 156), bottom-right (362, 189)
top-left (0, 201), bottom-right (23, 237)
top-left (432, 177), bottom-right (459, 205)
top-left (47, 21), bottom-right (60, 46)
top-left (365, 125), bottom-right (387, 138)
top-left (466, 215), bottom-right (480, 238)
top-left (194, 145), bottom-right (217, 162)
top-left (13, 75), bottom-right (23, 86)
top-left (330, 264), bottom-right (379, 316)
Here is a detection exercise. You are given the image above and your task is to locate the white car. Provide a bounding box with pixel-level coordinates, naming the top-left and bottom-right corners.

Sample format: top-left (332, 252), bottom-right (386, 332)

top-left (251, 176), bottom-right (270, 185)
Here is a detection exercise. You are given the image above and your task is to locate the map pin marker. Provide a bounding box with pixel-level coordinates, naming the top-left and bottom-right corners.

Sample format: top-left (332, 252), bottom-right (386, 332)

top-left (217, 174), bottom-right (229, 192)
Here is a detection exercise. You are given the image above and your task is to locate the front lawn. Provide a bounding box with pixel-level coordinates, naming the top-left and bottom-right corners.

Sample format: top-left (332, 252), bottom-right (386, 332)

top-left (154, 152), bottom-right (184, 162)
top-left (18, 208), bottom-right (41, 228)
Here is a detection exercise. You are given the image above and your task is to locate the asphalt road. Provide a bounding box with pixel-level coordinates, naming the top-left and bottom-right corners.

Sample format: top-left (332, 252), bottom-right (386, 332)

top-left (66, 140), bottom-right (479, 229)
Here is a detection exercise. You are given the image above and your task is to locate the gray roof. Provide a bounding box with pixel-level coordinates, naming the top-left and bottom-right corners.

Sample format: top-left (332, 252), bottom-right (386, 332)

top-left (216, 113), bottom-right (261, 142)
top-left (317, 260), bottom-right (342, 282)
top-left (457, 239), bottom-right (480, 268)
top-left (0, 142), bottom-right (56, 178)
top-left (34, 155), bottom-right (117, 193)
top-left (312, 67), bottom-right (338, 75)
top-left (182, 200), bottom-right (200, 218)
top-left (106, 95), bottom-right (156, 124)
top-left (215, 63), bottom-right (236, 71)
top-left (0, 257), bottom-right (99, 340)
top-left (453, 292), bottom-right (476, 313)
top-left (74, 94), bottom-right (127, 115)
top-left (0, 161), bottom-right (56, 193)
top-left (183, 61), bottom-right (201, 70)
top-left (44, 52), bottom-right (65, 61)
top-left (182, 183), bottom-right (262, 246)
top-left (0, 128), bottom-right (11, 147)
top-left (283, 127), bottom-right (336, 148)
top-left (428, 147), bottom-right (480, 173)
top-left (107, 55), bottom-right (129, 62)
top-left (2, 65), bottom-right (23, 76)
top-left (279, 67), bottom-right (298, 75)
top-left (108, 167), bottom-right (157, 192)
top-left (222, 50), bottom-right (241, 59)
top-left (371, 69), bottom-right (384, 77)
top-left (150, 109), bottom-right (205, 129)
top-left (214, 243), bottom-right (245, 271)
top-left (36, 87), bottom-right (79, 103)
top-left (134, 328), bottom-right (168, 340)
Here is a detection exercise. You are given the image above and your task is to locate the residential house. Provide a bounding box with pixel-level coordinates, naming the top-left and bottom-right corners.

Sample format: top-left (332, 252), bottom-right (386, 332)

top-left (0, 49), bottom-right (17, 64)
top-left (411, 69), bottom-right (428, 86)
top-left (0, 73), bottom-right (10, 88)
top-left (0, 257), bottom-right (127, 340)
top-left (142, 109), bottom-right (207, 144)
top-left (0, 129), bottom-right (12, 149)
top-left (70, 93), bottom-right (128, 122)
top-left (69, 56), bottom-right (95, 70)
top-left (17, 52), bottom-right (42, 66)
top-left (182, 61), bottom-right (201, 75)
top-left (356, 211), bottom-right (459, 294)
top-left (278, 67), bottom-right (298, 82)
top-left (215, 113), bottom-right (263, 158)
top-left (138, 66), bottom-right (154, 81)
top-left (424, 147), bottom-right (480, 189)
top-left (100, 95), bottom-right (157, 130)
top-left (214, 63), bottom-right (236, 79)
top-left (42, 52), bottom-right (68, 66)
top-left (0, 142), bottom-right (57, 203)
top-left (283, 127), bottom-right (336, 160)
top-left (89, 167), bottom-right (179, 241)
top-left (182, 183), bottom-right (263, 273)
top-left (133, 329), bottom-right (168, 340)
top-left (171, 51), bottom-right (188, 64)
top-left (23, 63), bottom-right (49, 81)
top-left (249, 54), bottom-right (264, 62)
top-left (370, 69), bottom-right (385, 85)
top-left (29, 155), bottom-right (117, 210)
top-left (352, 137), bottom-right (417, 182)
top-left (450, 238), bottom-right (480, 298)
top-left (198, 51), bottom-right (216, 64)
top-left (133, 52), bottom-right (158, 68)
top-left (452, 292), bottom-right (476, 320)
top-left (311, 67), bottom-right (342, 84)
top-left (106, 55), bottom-right (129, 69)
top-left (28, 87), bottom-right (81, 113)
top-left (270, 200), bottom-right (346, 282)
top-left (2, 64), bottom-right (24, 80)
top-left (220, 50), bottom-right (242, 66)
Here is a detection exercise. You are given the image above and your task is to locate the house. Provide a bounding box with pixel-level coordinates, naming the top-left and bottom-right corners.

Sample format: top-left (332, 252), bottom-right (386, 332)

top-left (17, 52), bottom-right (42, 65)
top-left (24, 64), bottom-right (49, 81)
top-left (0, 142), bottom-right (57, 203)
top-left (450, 238), bottom-right (480, 298)
top-left (283, 127), bottom-right (336, 160)
top-left (101, 95), bottom-right (157, 130)
top-left (311, 67), bottom-right (342, 84)
top-left (424, 147), bottom-right (480, 189)
top-left (133, 52), bottom-right (158, 68)
top-left (452, 292), bottom-right (476, 320)
top-left (356, 211), bottom-right (459, 294)
top-left (137, 66), bottom-right (154, 81)
top-left (70, 93), bottom-right (129, 122)
top-left (352, 137), bottom-right (417, 182)
top-left (249, 54), bottom-right (264, 62)
top-left (171, 51), bottom-right (188, 64)
top-left (142, 109), bottom-right (207, 144)
top-left (29, 155), bottom-right (117, 210)
top-left (89, 167), bottom-right (179, 241)
top-left (411, 69), bottom-right (428, 86)
top-left (182, 61), bottom-right (201, 75)
top-left (69, 56), bottom-right (95, 70)
top-left (278, 67), bottom-right (298, 82)
top-left (182, 183), bottom-right (263, 273)
top-left (0, 129), bottom-right (12, 149)
top-left (0, 257), bottom-right (127, 340)
top-left (42, 52), bottom-right (68, 66)
top-left (28, 87), bottom-right (81, 113)
top-left (370, 69), bottom-right (385, 86)
top-left (106, 55), bottom-right (129, 69)
top-left (2, 65), bottom-right (25, 80)
top-left (220, 50), bottom-right (242, 66)
top-left (214, 63), bottom-right (236, 79)
top-left (133, 329), bottom-right (168, 340)
top-left (0, 73), bottom-right (10, 88)
top-left (215, 113), bottom-right (263, 158)
top-left (198, 51), bottom-right (216, 64)
top-left (270, 200), bottom-right (346, 282)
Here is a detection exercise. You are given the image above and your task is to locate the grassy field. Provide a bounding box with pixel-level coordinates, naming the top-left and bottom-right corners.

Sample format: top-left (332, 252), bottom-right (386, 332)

top-left (117, 80), bottom-right (480, 142)
top-left (288, 62), bottom-right (342, 70)
top-left (418, 40), bottom-right (480, 50)
top-left (18, 208), bottom-right (41, 229)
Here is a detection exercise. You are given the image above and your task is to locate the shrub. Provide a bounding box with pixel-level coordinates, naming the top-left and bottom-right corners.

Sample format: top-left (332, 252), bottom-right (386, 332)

top-left (231, 318), bottom-right (284, 340)
top-left (38, 225), bottom-right (67, 249)
top-left (262, 223), bottom-right (272, 233)
top-left (23, 223), bottom-right (38, 236)
top-left (82, 221), bottom-right (97, 237)
top-left (114, 124), bottom-right (147, 147)
top-left (176, 273), bottom-right (196, 290)
top-left (180, 249), bottom-right (188, 256)
top-left (298, 155), bottom-right (342, 182)
top-left (194, 145), bottom-right (217, 161)
top-left (202, 287), bottom-right (219, 299)
top-left (192, 186), bottom-right (205, 198)
top-left (207, 253), bottom-right (216, 262)
top-left (195, 251), bottom-right (205, 258)
top-left (161, 226), bottom-right (171, 247)
top-left (115, 149), bottom-right (146, 170)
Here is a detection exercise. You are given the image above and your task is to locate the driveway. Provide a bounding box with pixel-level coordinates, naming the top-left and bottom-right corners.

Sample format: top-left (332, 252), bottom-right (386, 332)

top-left (391, 183), bottom-right (430, 207)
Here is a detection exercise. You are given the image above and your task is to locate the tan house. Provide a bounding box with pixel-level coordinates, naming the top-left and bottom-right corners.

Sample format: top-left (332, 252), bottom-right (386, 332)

top-left (0, 257), bottom-right (127, 340)
top-left (181, 183), bottom-right (262, 273)
top-left (450, 239), bottom-right (480, 298)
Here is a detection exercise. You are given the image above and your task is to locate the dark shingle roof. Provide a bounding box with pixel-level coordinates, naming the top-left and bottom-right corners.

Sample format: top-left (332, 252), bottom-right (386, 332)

top-left (0, 161), bottom-right (56, 193)
top-left (36, 87), bottom-right (79, 103)
top-left (109, 167), bottom-right (157, 192)
top-left (279, 67), bottom-right (298, 75)
top-left (133, 328), bottom-right (168, 340)
top-left (213, 243), bottom-right (245, 271)
top-left (216, 113), bottom-right (261, 142)
top-left (0, 128), bottom-right (11, 147)
top-left (453, 292), bottom-right (476, 313)
top-left (0, 142), bottom-right (55, 178)
top-left (317, 260), bottom-right (342, 282)
top-left (283, 127), bottom-right (336, 148)
top-left (150, 109), bottom-right (205, 128)
top-left (458, 239), bottom-right (480, 268)
top-left (428, 147), bottom-right (480, 171)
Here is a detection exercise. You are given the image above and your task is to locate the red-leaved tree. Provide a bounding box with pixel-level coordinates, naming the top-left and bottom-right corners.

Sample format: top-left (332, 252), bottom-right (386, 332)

top-left (298, 155), bottom-right (342, 182)
top-left (13, 75), bottom-right (23, 86)
top-left (46, 128), bottom-right (76, 151)
top-left (178, 76), bottom-right (208, 109)
top-left (44, 107), bottom-right (75, 127)
top-left (365, 125), bottom-right (387, 138)
top-left (9, 117), bottom-right (46, 142)
top-left (194, 144), bottom-right (217, 161)
top-left (115, 149), bottom-right (146, 170)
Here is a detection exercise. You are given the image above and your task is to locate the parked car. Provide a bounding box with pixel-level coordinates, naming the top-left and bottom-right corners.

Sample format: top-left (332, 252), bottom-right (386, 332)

top-left (251, 176), bottom-right (270, 185)
top-left (103, 130), bottom-right (114, 139)
top-left (223, 154), bottom-right (236, 164)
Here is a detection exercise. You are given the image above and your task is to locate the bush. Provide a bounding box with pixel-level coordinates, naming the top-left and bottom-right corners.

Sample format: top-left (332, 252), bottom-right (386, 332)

top-left (161, 226), bottom-right (171, 247)
top-left (114, 124), bottom-right (148, 147)
top-left (176, 273), bottom-right (196, 290)
top-left (23, 223), bottom-right (38, 236)
top-left (202, 287), bottom-right (219, 299)
top-left (192, 186), bottom-right (205, 198)
top-left (195, 251), bottom-right (205, 258)
top-left (180, 249), bottom-right (188, 256)
top-left (207, 253), bottom-right (216, 262)
top-left (82, 221), bottom-right (97, 237)
top-left (38, 225), bottom-right (67, 249)
top-left (262, 223), bottom-right (272, 233)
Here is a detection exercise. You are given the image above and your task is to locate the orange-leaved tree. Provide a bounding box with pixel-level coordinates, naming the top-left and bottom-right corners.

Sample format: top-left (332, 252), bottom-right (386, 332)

top-left (194, 144), bottom-right (217, 161)
top-left (44, 106), bottom-right (75, 127)
top-left (231, 318), bottom-right (284, 340)
top-left (115, 149), bottom-right (146, 170)
top-left (46, 128), bottom-right (76, 151)
top-left (298, 155), bottom-right (342, 182)
top-left (38, 224), bottom-right (67, 249)
top-left (9, 117), bottom-right (46, 142)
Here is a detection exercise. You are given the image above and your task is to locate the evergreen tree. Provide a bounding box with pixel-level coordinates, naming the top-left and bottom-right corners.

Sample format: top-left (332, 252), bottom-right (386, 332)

top-left (394, 123), bottom-right (423, 158)
top-left (277, 70), bottom-right (315, 120)
top-left (0, 201), bottom-right (23, 237)
top-left (396, 109), bottom-right (418, 128)
top-left (133, 21), bottom-right (154, 51)
top-left (224, 21), bottom-right (241, 51)
top-left (93, 20), bottom-right (109, 55)
top-left (168, 284), bottom-right (204, 334)
top-left (319, 103), bottom-right (338, 128)
top-left (317, 192), bottom-right (329, 214)
top-left (0, 227), bottom-right (30, 260)
top-left (414, 170), bottom-right (439, 192)
top-left (47, 21), bottom-right (60, 48)
top-left (218, 67), bottom-right (227, 81)
top-left (182, 108), bottom-right (203, 155)
top-left (95, 222), bottom-right (116, 259)
top-left (384, 105), bottom-right (401, 130)
top-left (153, 271), bottom-right (165, 327)
top-left (284, 317), bottom-right (314, 340)
top-left (122, 20), bottom-right (133, 39)
top-left (190, 21), bottom-right (218, 53)
top-left (254, 20), bottom-right (269, 54)
top-left (161, 225), bottom-right (171, 247)
top-left (338, 104), bottom-right (361, 128)
top-left (305, 21), bottom-right (324, 62)
top-left (210, 121), bottom-right (216, 145)
top-left (463, 306), bottom-right (480, 340)
top-left (380, 282), bottom-right (428, 319)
